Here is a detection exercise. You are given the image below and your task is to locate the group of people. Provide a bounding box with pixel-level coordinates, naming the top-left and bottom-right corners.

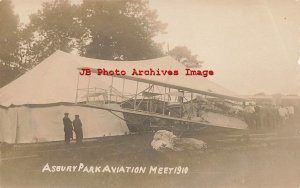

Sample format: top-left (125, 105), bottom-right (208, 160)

top-left (63, 113), bottom-right (83, 144)
top-left (243, 105), bottom-right (295, 130)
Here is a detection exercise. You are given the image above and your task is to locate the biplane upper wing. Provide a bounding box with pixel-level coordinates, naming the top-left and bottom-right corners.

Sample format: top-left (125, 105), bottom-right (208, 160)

top-left (112, 74), bottom-right (246, 101)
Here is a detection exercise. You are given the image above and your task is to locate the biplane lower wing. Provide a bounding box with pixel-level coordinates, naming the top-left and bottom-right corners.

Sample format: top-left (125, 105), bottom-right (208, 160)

top-left (75, 104), bottom-right (248, 130)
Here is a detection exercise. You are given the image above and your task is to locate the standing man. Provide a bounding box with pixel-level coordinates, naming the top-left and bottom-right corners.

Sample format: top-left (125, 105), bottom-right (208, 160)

top-left (63, 113), bottom-right (73, 144)
top-left (73, 115), bottom-right (83, 143)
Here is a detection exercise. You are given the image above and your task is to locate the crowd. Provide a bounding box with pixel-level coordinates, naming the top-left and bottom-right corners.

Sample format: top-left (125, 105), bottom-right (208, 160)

top-left (243, 105), bottom-right (295, 130)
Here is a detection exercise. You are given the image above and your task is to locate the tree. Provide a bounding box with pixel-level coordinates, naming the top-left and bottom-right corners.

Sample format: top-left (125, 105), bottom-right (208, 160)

top-left (169, 46), bottom-right (203, 68)
top-left (22, 0), bottom-right (166, 65)
top-left (23, 0), bottom-right (84, 68)
top-left (78, 0), bottom-right (166, 60)
top-left (0, 0), bottom-right (21, 87)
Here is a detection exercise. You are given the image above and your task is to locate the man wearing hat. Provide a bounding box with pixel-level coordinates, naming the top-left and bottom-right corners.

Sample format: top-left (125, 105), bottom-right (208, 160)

top-left (63, 113), bottom-right (73, 144)
top-left (73, 115), bottom-right (83, 143)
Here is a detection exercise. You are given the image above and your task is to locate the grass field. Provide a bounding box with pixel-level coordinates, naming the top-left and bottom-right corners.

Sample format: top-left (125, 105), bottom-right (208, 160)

top-left (1, 118), bottom-right (300, 188)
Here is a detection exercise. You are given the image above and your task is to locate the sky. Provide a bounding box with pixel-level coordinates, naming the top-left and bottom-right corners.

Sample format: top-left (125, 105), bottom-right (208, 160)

top-left (10, 0), bottom-right (300, 95)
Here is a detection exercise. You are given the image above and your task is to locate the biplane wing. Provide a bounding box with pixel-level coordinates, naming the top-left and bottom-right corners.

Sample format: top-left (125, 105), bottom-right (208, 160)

top-left (76, 103), bottom-right (248, 130)
top-left (87, 70), bottom-right (247, 102)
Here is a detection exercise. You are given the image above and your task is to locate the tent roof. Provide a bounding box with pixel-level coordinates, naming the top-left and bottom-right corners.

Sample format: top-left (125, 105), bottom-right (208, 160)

top-left (0, 51), bottom-right (244, 107)
top-left (0, 51), bottom-right (110, 107)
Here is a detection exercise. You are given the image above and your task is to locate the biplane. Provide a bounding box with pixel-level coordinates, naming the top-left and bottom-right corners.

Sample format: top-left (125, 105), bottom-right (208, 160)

top-left (75, 64), bottom-right (248, 134)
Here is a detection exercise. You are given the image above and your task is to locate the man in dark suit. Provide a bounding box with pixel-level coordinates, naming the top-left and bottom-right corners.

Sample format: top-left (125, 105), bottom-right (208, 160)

top-left (73, 115), bottom-right (83, 143)
top-left (63, 113), bottom-right (73, 144)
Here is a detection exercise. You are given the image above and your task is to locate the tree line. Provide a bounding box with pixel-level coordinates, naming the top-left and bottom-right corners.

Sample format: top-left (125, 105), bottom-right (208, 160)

top-left (0, 0), bottom-right (203, 87)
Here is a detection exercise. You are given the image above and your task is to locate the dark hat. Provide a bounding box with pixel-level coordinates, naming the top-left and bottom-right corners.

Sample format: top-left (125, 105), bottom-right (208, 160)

top-left (75, 115), bottom-right (79, 117)
top-left (64, 113), bottom-right (69, 115)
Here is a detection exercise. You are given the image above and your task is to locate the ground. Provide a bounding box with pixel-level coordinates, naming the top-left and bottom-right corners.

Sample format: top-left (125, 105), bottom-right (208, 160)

top-left (1, 117), bottom-right (300, 188)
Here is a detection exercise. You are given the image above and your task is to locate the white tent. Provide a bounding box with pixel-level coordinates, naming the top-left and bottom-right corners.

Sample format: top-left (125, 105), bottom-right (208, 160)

top-left (0, 51), bottom-right (128, 143)
top-left (0, 51), bottom-right (243, 143)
